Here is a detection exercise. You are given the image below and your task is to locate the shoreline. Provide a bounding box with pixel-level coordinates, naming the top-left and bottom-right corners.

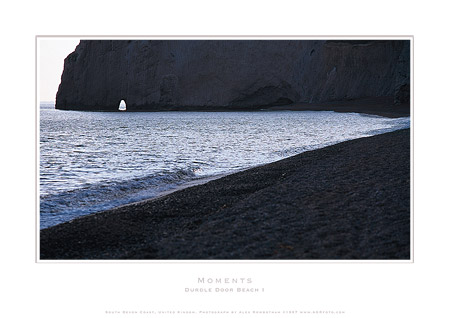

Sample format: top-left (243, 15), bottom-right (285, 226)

top-left (108, 172), bottom-right (234, 212)
top-left (40, 128), bottom-right (411, 260)
top-left (266, 96), bottom-right (410, 118)
top-left (50, 96), bottom-right (410, 118)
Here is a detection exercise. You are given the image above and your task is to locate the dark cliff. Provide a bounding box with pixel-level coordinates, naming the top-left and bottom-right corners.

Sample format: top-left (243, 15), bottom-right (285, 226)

top-left (56, 40), bottom-right (410, 111)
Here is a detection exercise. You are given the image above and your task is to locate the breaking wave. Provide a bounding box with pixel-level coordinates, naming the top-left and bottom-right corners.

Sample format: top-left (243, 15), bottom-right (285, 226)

top-left (40, 168), bottom-right (198, 229)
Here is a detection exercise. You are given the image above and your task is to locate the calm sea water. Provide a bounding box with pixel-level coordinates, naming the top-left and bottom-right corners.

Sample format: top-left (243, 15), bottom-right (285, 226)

top-left (39, 103), bottom-right (410, 229)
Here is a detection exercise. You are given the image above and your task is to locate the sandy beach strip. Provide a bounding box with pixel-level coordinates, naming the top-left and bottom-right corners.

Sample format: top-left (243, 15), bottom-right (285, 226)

top-left (267, 97), bottom-right (410, 118)
top-left (135, 97), bottom-right (410, 118)
top-left (40, 127), bottom-right (410, 260)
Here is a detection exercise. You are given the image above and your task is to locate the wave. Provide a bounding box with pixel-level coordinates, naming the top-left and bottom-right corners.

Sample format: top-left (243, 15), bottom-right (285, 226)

top-left (39, 167), bottom-right (199, 229)
top-left (362, 116), bottom-right (410, 135)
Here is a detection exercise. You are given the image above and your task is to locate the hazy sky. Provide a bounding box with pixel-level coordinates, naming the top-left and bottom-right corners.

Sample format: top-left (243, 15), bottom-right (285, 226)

top-left (38, 38), bottom-right (80, 102)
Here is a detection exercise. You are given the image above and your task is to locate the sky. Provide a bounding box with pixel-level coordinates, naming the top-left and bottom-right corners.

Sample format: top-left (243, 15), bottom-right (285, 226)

top-left (38, 38), bottom-right (80, 102)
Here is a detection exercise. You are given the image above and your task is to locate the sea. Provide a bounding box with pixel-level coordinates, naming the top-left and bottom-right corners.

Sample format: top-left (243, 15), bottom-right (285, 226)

top-left (39, 102), bottom-right (410, 229)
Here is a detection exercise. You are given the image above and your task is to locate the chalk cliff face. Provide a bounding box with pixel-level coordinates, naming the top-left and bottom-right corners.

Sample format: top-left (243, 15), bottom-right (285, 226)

top-left (56, 40), bottom-right (410, 111)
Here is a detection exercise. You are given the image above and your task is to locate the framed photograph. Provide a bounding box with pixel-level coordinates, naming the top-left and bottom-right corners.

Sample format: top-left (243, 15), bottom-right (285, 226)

top-left (6, 2), bottom-right (448, 317)
top-left (31, 34), bottom-right (418, 317)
